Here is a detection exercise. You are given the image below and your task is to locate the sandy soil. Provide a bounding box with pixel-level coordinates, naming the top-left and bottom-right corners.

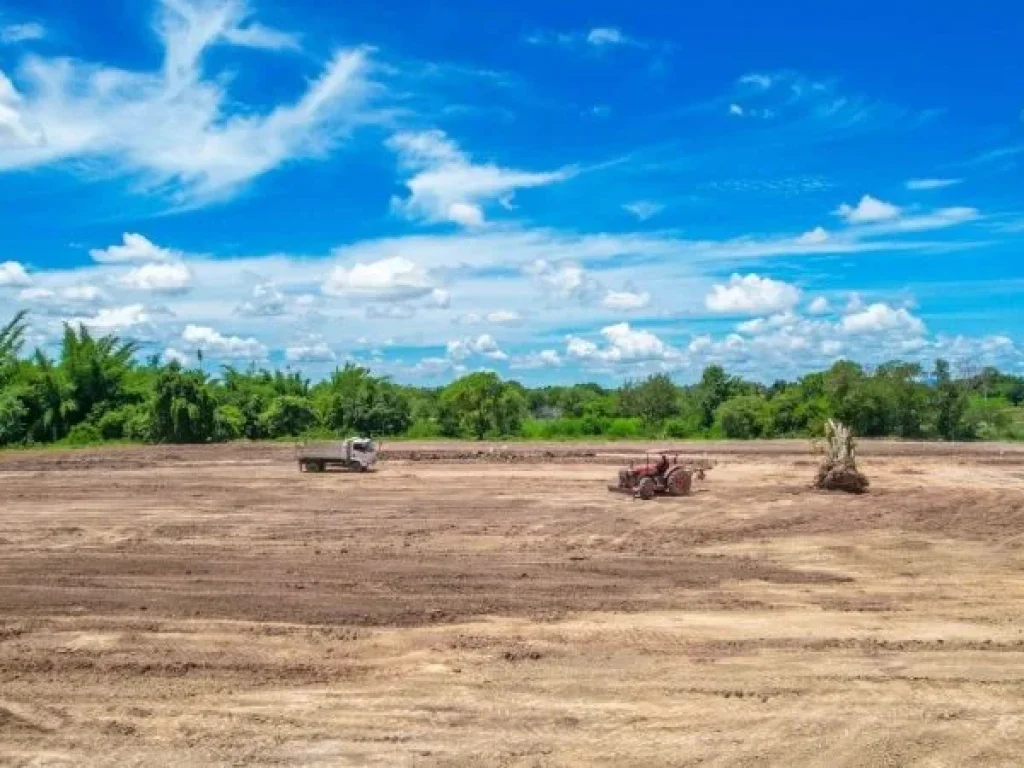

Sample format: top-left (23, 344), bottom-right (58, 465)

top-left (1, 442), bottom-right (1023, 766)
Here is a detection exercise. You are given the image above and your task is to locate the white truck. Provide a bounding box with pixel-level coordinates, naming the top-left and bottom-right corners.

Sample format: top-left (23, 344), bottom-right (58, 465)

top-left (296, 437), bottom-right (379, 473)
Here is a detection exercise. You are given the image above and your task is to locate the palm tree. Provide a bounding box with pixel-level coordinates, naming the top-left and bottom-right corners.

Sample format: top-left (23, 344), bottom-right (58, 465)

top-left (29, 352), bottom-right (77, 442)
top-left (0, 310), bottom-right (28, 384)
top-left (59, 323), bottom-right (139, 422)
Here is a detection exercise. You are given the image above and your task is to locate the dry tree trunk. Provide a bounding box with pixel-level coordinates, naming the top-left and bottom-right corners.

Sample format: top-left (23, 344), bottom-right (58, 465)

top-left (814, 419), bottom-right (869, 493)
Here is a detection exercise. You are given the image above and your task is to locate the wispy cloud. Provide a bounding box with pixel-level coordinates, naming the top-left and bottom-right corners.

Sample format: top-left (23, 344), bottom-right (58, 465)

top-left (0, 21), bottom-right (46, 44)
top-left (0, 0), bottom-right (378, 205)
top-left (622, 200), bottom-right (664, 221)
top-left (525, 26), bottom-right (649, 52)
top-left (906, 177), bottom-right (962, 191)
top-left (387, 129), bottom-right (574, 228)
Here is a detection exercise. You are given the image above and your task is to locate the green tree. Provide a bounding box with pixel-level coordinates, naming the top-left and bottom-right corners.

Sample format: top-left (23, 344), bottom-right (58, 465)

top-left (151, 364), bottom-right (217, 443)
top-left (716, 395), bottom-right (771, 439)
top-left (438, 372), bottom-right (510, 439)
top-left (696, 365), bottom-right (733, 429)
top-left (933, 358), bottom-right (967, 440)
top-left (260, 395), bottom-right (318, 437)
top-left (629, 374), bottom-right (680, 425)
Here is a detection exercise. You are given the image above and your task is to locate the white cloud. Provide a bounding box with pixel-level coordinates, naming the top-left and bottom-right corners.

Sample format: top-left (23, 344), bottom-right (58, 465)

top-left (182, 324), bottom-right (267, 359)
top-left (286, 338), bottom-right (335, 363)
top-left (705, 273), bottom-right (801, 315)
top-left (17, 284), bottom-right (106, 314)
top-left (513, 349), bottom-right (563, 369)
top-left (807, 296), bottom-right (831, 315)
top-left (120, 262), bottom-right (193, 293)
top-left (323, 256), bottom-right (436, 301)
top-left (835, 195), bottom-right (902, 224)
top-left (70, 304), bottom-right (152, 332)
top-left (525, 260), bottom-right (599, 301)
top-left (0, 0), bottom-right (375, 204)
top-left (739, 73), bottom-right (774, 90)
top-left (906, 178), bottom-right (962, 191)
top-left (623, 200), bottom-right (664, 221)
top-left (0, 260), bottom-right (31, 286)
top-left (1, 22), bottom-right (46, 44)
top-left (90, 233), bottom-right (183, 264)
top-left (447, 333), bottom-right (507, 361)
top-left (163, 347), bottom-right (191, 366)
top-left (796, 226), bottom-right (829, 245)
top-left (729, 103), bottom-right (744, 117)
top-left (236, 281), bottom-right (286, 316)
top-left (486, 310), bottom-right (522, 325)
top-left (366, 304), bottom-right (415, 320)
top-left (430, 288), bottom-right (451, 308)
top-left (840, 303), bottom-right (925, 335)
top-left (567, 322), bottom-right (675, 364)
top-left (586, 27), bottom-right (626, 46)
top-left (855, 206), bottom-right (979, 235)
top-left (602, 289), bottom-right (651, 311)
top-left (388, 130), bottom-right (573, 227)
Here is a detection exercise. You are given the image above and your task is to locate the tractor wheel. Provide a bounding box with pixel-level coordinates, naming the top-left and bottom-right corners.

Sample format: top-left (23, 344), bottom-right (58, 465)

top-left (636, 477), bottom-right (656, 500)
top-left (666, 468), bottom-right (692, 496)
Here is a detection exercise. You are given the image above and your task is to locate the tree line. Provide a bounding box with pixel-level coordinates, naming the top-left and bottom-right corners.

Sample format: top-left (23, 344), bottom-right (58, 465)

top-left (1, 312), bottom-right (1022, 447)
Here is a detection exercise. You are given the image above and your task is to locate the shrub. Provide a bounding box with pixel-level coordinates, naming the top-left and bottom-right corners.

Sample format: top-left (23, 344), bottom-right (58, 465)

top-left (64, 422), bottom-right (103, 447)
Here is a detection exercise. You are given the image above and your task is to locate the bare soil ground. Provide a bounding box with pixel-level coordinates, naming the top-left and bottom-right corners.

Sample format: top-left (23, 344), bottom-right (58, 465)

top-left (1, 441), bottom-right (1023, 766)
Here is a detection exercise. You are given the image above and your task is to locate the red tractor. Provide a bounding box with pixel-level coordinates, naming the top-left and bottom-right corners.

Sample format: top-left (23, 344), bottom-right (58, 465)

top-left (608, 452), bottom-right (712, 500)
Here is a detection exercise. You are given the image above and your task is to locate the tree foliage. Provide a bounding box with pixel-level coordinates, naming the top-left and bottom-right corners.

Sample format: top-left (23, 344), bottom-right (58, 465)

top-left (1, 312), bottom-right (1022, 447)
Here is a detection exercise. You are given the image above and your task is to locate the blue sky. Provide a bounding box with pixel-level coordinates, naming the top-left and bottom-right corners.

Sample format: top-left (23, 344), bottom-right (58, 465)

top-left (0, 0), bottom-right (1022, 384)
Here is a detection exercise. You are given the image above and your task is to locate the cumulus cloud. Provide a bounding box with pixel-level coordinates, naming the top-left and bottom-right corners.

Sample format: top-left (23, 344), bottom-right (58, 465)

top-left (567, 322), bottom-right (675, 364)
top-left (807, 296), bottom-right (831, 315)
top-left (906, 178), bottom-right (962, 191)
top-left (835, 194), bottom-right (902, 224)
top-left (602, 289), bottom-right (650, 311)
top-left (162, 347), bottom-right (191, 366)
top-left (525, 260), bottom-right (599, 301)
top-left (840, 303), bottom-right (925, 335)
top-left (120, 262), bottom-right (193, 293)
top-left (796, 226), bottom-right (829, 245)
top-left (512, 349), bottom-right (563, 369)
top-left (0, 260), bottom-right (31, 286)
top-left (181, 324), bottom-right (267, 359)
top-left (705, 273), bottom-right (801, 315)
top-left (286, 337), bottom-right (335, 362)
top-left (323, 256), bottom-right (438, 302)
top-left (70, 304), bottom-right (153, 332)
top-left (90, 233), bottom-right (184, 264)
top-left (387, 130), bottom-right (573, 227)
top-left (235, 281), bottom-right (287, 316)
top-left (16, 283), bottom-right (106, 315)
top-left (623, 200), bottom-right (664, 221)
top-left (447, 333), bottom-right (507, 361)
top-left (0, 0), bottom-right (375, 204)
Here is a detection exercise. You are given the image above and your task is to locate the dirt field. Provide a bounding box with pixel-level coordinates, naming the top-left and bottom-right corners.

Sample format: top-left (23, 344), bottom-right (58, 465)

top-left (2, 441), bottom-right (1023, 766)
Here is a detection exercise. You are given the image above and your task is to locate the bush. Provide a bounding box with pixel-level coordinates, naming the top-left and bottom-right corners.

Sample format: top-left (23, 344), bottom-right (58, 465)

top-left (260, 395), bottom-right (318, 437)
top-left (64, 422), bottom-right (103, 447)
top-left (605, 418), bottom-right (644, 439)
top-left (661, 416), bottom-right (700, 439)
top-left (716, 396), bottom-right (772, 439)
top-left (0, 389), bottom-right (29, 446)
top-left (404, 419), bottom-right (441, 439)
top-left (214, 405), bottom-right (245, 442)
